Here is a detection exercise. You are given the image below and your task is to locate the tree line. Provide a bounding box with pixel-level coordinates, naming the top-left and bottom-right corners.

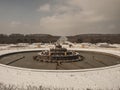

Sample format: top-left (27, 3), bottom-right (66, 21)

top-left (0, 34), bottom-right (59, 44)
top-left (0, 34), bottom-right (120, 44)
top-left (67, 34), bottom-right (120, 44)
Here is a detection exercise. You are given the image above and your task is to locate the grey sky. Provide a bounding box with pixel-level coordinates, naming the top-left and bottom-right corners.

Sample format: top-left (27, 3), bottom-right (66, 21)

top-left (0, 0), bottom-right (120, 36)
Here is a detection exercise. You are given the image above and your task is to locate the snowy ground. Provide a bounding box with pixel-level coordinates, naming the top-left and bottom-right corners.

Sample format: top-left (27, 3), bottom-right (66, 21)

top-left (0, 43), bottom-right (120, 90)
top-left (0, 43), bottom-right (120, 50)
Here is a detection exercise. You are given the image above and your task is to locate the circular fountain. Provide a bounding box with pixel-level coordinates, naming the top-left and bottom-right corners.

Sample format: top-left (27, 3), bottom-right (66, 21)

top-left (0, 45), bottom-right (120, 70)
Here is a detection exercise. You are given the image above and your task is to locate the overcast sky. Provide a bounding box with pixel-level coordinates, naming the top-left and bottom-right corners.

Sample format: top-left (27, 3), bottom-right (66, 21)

top-left (0, 0), bottom-right (120, 36)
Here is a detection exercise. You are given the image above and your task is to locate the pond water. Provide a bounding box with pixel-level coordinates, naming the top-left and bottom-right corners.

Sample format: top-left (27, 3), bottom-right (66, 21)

top-left (0, 51), bottom-right (120, 70)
